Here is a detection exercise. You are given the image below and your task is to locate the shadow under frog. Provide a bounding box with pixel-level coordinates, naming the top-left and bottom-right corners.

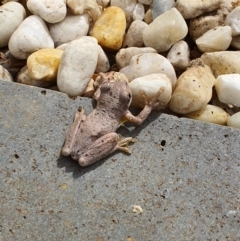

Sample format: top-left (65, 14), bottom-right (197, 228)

top-left (60, 72), bottom-right (164, 168)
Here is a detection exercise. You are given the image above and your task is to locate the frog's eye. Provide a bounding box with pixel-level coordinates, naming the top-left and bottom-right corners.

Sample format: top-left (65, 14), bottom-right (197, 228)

top-left (128, 93), bottom-right (132, 106)
top-left (100, 82), bottom-right (111, 92)
top-left (127, 93), bottom-right (132, 102)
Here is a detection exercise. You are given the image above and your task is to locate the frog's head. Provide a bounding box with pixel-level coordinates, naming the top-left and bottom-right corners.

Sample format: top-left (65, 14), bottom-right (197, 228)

top-left (100, 79), bottom-right (132, 108)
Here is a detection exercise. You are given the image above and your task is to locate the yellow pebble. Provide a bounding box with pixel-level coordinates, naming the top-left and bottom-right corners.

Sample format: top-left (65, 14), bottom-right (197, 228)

top-left (91, 6), bottom-right (126, 51)
top-left (27, 48), bottom-right (63, 81)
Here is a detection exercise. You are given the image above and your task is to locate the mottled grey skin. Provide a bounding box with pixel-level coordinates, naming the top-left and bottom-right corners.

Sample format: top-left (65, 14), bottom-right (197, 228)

top-left (62, 72), bottom-right (162, 167)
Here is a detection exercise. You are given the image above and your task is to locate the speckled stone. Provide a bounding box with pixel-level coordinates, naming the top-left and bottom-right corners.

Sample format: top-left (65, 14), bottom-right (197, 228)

top-left (0, 81), bottom-right (240, 240)
top-left (175, 0), bottom-right (221, 19)
top-left (201, 51), bottom-right (240, 78)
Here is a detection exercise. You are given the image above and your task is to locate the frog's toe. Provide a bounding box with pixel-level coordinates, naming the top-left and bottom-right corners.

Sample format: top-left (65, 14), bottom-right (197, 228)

top-left (78, 157), bottom-right (89, 167)
top-left (116, 136), bottom-right (135, 154)
top-left (61, 147), bottom-right (71, 156)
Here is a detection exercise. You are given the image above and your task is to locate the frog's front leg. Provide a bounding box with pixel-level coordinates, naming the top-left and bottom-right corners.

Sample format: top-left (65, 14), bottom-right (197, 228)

top-left (62, 107), bottom-right (86, 156)
top-left (124, 87), bottom-right (165, 125)
top-left (79, 133), bottom-right (134, 167)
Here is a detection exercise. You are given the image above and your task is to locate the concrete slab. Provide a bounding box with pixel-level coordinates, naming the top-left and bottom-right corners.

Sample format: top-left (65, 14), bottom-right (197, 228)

top-left (0, 81), bottom-right (240, 241)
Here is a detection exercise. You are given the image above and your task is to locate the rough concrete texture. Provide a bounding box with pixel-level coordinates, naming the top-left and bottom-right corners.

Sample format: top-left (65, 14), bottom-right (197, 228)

top-left (0, 81), bottom-right (240, 241)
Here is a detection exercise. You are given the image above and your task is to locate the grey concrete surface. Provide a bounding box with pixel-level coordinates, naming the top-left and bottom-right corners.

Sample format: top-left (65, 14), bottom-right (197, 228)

top-left (0, 81), bottom-right (240, 241)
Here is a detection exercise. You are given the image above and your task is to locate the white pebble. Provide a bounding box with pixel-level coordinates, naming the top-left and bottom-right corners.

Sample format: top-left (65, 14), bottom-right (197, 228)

top-left (27, 0), bottom-right (67, 23)
top-left (133, 2), bottom-right (145, 20)
top-left (151, 0), bottom-right (175, 19)
top-left (95, 45), bottom-right (110, 73)
top-left (111, 0), bottom-right (137, 25)
top-left (143, 8), bottom-right (188, 52)
top-left (175, 0), bottom-right (221, 19)
top-left (167, 40), bottom-right (190, 71)
top-left (196, 26), bottom-right (232, 53)
top-left (56, 41), bottom-right (109, 73)
top-left (66, 0), bottom-right (101, 22)
top-left (122, 20), bottom-right (148, 48)
top-left (0, 65), bottom-right (13, 82)
top-left (0, 2), bottom-right (26, 48)
top-left (215, 74), bottom-right (240, 107)
top-left (225, 6), bottom-right (240, 36)
top-left (129, 73), bottom-right (172, 110)
top-left (119, 53), bottom-right (177, 87)
top-left (49, 13), bottom-right (89, 47)
top-left (201, 51), bottom-right (240, 77)
top-left (189, 15), bottom-right (223, 41)
top-left (116, 47), bottom-right (157, 69)
top-left (227, 112), bottom-right (240, 129)
top-left (57, 36), bottom-right (99, 97)
top-left (8, 15), bottom-right (54, 59)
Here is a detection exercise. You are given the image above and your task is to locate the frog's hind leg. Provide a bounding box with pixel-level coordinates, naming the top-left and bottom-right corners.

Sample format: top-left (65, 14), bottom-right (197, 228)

top-left (78, 133), bottom-right (134, 167)
top-left (62, 107), bottom-right (86, 156)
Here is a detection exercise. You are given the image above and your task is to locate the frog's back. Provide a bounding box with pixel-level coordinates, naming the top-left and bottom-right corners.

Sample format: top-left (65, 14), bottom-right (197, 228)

top-left (86, 108), bottom-right (120, 135)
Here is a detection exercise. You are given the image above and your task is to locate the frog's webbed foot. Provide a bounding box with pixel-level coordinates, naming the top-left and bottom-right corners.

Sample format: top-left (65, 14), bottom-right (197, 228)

top-left (115, 134), bottom-right (135, 154)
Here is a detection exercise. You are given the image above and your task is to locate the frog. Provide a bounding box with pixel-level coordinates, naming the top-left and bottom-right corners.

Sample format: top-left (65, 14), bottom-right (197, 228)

top-left (61, 72), bottom-right (164, 167)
